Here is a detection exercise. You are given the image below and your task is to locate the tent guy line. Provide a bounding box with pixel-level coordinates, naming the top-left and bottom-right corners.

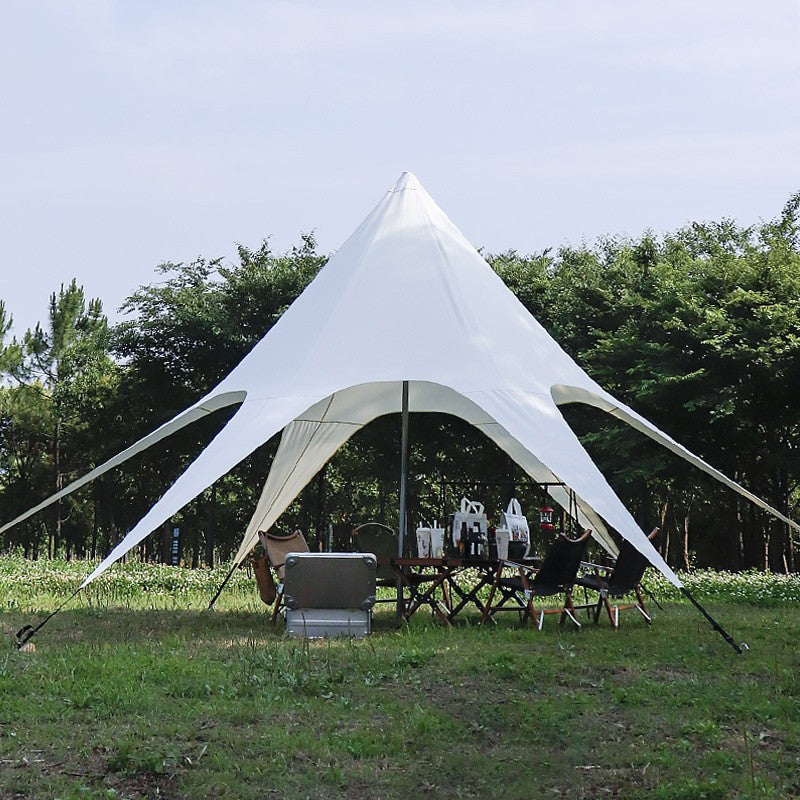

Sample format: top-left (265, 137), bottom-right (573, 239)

top-left (6, 171), bottom-right (798, 651)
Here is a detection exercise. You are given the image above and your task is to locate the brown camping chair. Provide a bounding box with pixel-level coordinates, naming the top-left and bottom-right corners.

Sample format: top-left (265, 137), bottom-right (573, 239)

top-left (259, 529), bottom-right (310, 623)
top-left (574, 528), bottom-right (659, 628)
top-left (481, 529), bottom-right (592, 629)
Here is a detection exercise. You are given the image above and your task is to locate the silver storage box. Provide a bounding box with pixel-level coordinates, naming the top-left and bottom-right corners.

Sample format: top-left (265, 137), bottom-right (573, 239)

top-left (283, 552), bottom-right (377, 638)
top-left (285, 608), bottom-right (372, 639)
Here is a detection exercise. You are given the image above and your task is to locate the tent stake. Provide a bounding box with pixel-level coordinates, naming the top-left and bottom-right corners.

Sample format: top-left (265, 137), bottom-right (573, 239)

top-left (207, 559), bottom-right (240, 611)
top-left (397, 381), bottom-right (409, 623)
top-left (14, 585), bottom-right (83, 649)
top-left (681, 587), bottom-right (746, 654)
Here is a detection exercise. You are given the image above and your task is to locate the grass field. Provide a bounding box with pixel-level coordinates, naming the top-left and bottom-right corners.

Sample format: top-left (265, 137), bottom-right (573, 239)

top-left (1, 559), bottom-right (799, 800)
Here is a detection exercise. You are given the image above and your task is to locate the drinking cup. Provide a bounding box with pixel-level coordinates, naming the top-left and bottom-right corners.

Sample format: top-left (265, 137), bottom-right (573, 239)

top-left (416, 528), bottom-right (432, 558)
top-left (430, 528), bottom-right (445, 558)
top-left (495, 528), bottom-right (510, 561)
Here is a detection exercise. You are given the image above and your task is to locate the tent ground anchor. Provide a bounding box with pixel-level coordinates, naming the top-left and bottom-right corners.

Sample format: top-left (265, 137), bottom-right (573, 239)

top-left (14, 585), bottom-right (83, 649)
top-left (681, 587), bottom-right (746, 654)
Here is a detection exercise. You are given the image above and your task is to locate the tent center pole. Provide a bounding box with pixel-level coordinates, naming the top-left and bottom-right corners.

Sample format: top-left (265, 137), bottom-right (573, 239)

top-left (397, 381), bottom-right (409, 623)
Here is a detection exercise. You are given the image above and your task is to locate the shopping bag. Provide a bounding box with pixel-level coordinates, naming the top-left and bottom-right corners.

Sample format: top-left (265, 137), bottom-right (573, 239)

top-left (500, 498), bottom-right (530, 557)
top-left (450, 498), bottom-right (487, 551)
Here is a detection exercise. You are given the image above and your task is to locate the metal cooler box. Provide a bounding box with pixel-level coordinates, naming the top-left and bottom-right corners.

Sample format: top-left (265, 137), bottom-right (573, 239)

top-left (283, 552), bottom-right (377, 638)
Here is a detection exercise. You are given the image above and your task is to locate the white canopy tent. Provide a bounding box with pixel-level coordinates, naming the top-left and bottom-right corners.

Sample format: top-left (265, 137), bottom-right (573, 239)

top-left (4, 172), bottom-right (798, 599)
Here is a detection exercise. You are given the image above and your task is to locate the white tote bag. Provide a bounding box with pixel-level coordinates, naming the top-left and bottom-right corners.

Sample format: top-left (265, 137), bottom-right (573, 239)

top-left (500, 498), bottom-right (530, 556)
top-left (450, 498), bottom-right (487, 549)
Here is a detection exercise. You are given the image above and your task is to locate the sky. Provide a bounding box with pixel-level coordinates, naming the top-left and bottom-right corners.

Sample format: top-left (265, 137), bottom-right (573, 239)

top-left (1, 1), bottom-right (799, 336)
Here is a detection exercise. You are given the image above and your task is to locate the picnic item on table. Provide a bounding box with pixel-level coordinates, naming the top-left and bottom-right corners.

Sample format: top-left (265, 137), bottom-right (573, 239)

top-left (501, 498), bottom-right (530, 559)
top-left (416, 522), bottom-right (445, 558)
top-left (430, 524), bottom-right (445, 558)
top-left (495, 528), bottom-right (510, 561)
top-left (450, 498), bottom-right (488, 557)
top-left (467, 521), bottom-right (489, 559)
top-left (416, 525), bottom-right (432, 558)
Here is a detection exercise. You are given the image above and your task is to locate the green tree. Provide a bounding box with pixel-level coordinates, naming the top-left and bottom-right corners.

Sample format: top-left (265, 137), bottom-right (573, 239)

top-left (11, 281), bottom-right (118, 557)
top-left (0, 301), bottom-right (23, 376)
top-left (534, 205), bottom-right (800, 571)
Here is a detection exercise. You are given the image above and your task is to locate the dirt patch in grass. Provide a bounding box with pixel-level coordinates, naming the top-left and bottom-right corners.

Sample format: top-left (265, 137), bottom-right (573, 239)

top-left (608, 665), bottom-right (692, 686)
top-left (719, 724), bottom-right (787, 753)
top-left (0, 743), bottom-right (180, 800)
top-left (103, 771), bottom-right (179, 800)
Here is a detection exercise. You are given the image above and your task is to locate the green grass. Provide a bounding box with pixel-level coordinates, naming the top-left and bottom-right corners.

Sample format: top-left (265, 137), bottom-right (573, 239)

top-left (1, 559), bottom-right (800, 799)
top-left (4, 556), bottom-right (800, 611)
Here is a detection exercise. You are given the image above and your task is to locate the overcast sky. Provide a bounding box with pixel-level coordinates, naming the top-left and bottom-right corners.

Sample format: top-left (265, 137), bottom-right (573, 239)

top-left (2, 1), bottom-right (799, 336)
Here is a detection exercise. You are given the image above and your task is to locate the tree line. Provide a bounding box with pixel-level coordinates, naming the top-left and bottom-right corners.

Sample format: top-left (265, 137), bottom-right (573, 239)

top-left (1, 198), bottom-right (799, 573)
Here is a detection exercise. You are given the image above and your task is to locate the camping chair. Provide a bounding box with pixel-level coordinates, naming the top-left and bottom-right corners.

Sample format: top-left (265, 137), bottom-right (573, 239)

top-left (260, 529), bottom-right (310, 623)
top-left (351, 522), bottom-right (449, 617)
top-left (574, 528), bottom-right (659, 628)
top-left (351, 523), bottom-right (398, 601)
top-left (481, 529), bottom-right (592, 629)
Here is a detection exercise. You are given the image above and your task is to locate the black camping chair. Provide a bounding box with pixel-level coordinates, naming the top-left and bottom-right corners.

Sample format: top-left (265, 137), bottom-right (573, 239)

top-left (574, 527), bottom-right (659, 628)
top-left (351, 523), bottom-right (449, 616)
top-left (481, 529), bottom-right (592, 629)
top-left (351, 523), bottom-right (398, 602)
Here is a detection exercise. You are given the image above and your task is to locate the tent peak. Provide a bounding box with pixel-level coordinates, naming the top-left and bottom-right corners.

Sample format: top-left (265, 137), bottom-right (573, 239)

top-left (390, 171), bottom-right (421, 192)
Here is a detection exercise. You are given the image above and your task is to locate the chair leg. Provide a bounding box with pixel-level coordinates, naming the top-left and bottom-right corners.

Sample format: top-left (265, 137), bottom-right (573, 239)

top-left (604, 595), bottom-right (616, 627)
top-left (592, 594), bottom-right (604, 624)
top-left (270, 586), bottom-right (283, 625)
top-left (480, 581), bottom-right (499, 624)
top-left (442, 579), bottom-right (452, 613)
top-left (480, 565), bottom-right (504, 624)
top-left (583, 586), bottom-right (592, 620)
top-left (518, 569), bottom-right (537, 627)
top-left (635, 585), bottom-right (652, 625)
top-left (515, 590), bottom-right (533, 626)
top-left (520, 593), bottom-right (536, 627)
top-left (560, 591), bottom-right (581, 629)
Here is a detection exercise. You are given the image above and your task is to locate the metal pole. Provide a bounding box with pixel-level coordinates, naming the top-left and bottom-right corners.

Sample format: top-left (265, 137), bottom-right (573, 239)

top-left (206, 558), bottom-right (240, 611)
top-left (681, 588), bottom-right (745, 654)
top-left (397, 380), bottom-right (409, 622)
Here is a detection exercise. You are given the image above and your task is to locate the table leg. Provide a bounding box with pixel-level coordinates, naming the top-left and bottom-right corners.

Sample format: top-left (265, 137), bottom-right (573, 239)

top-left (401, 568), bottom-right (452, 625)
top-left (445, 567), bottom-right (495, 622)
top-left (480, 564), bottom-right (503, 624)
